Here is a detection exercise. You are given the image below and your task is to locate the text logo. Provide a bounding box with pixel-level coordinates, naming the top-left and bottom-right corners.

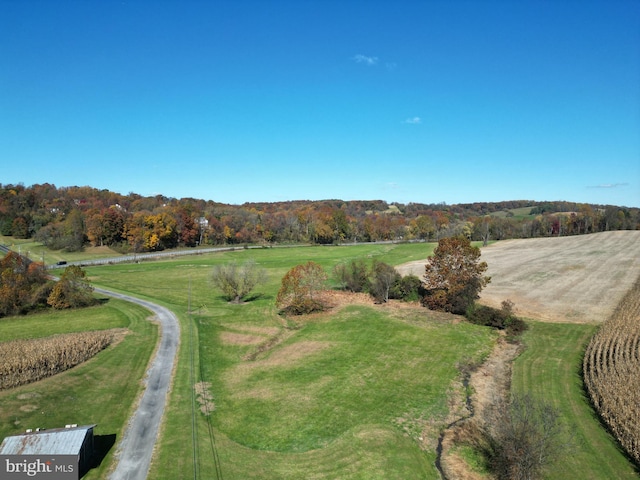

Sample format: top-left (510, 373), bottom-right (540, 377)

top-left (1, 455), bottom-right (76, 479)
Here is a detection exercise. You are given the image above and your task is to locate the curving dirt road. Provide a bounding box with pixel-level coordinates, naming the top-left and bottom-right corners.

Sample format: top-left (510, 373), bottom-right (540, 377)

top-left (94, 288), bottom-right (179, 480)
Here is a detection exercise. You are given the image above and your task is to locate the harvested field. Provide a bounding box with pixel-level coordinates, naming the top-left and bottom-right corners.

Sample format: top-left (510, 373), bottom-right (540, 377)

top-left (0, 329), bottom-right (121, 389)
top-left (398, 231), bottom-right (640, 323)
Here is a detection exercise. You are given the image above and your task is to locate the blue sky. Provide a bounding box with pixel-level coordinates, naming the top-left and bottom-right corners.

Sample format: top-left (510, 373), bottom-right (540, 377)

top-left (1, 0), bottom-right (639, 207)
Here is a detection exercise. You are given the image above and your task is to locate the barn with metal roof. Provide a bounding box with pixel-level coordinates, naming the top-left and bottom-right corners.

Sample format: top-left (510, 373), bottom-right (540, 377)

top-left (0, 424), bottom-right (96, 476)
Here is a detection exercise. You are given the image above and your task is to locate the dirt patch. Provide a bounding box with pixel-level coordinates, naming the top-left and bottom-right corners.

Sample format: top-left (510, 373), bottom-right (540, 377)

top-left (16, 392), bottom-right (40, 400)
top-left (233, 325), bottom-right (281, 336)
top-left (258, 340), bottom-right (333, 367)
top-left (220, 332), bottom-right (265, 345)
top-left (19, 404), bottom-right (38, 412)
top-left (397, 231), bottom-right (640, 324)
top-left (194, 382), bottom-right (215, 415)
top-left (439, 336), bottom-right (522, 480)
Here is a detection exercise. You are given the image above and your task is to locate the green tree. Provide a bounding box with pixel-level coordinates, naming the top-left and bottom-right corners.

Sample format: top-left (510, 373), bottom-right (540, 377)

top-left (11, 216), bottom-right (29, 239)
top-left (48, 265), bottom-right (96, 309)
top-left (211, 260), bottom-right (267, 303)
top-left (276, 261), bottom-right (327, 314)
top-left (62, 208), bottom-right (86, 251)
top-left (422, 236), bottom-right (490, 314)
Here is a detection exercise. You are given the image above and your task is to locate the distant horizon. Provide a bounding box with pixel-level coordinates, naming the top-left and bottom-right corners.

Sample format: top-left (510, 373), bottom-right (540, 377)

top-left (2, 180), bottom-right (637, 209)
top-left (2, 1), bottom-right (639, 208)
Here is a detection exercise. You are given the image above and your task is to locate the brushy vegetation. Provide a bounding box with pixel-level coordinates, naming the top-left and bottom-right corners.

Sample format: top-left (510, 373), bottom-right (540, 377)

top-left (482, 393), bottom-right (574, 480)
top-left (465, 300), bottom-right (528, 339)
top-left (211, 259), bottom-right (267, 303)
top-left (333, 258), bottom-right (424, 303)
top-left (0, 330), bottom-right (117, 389)
top-left (583, 276), bottom-right (640, 465)
top-left (276, 261), bottom-right (329, 314)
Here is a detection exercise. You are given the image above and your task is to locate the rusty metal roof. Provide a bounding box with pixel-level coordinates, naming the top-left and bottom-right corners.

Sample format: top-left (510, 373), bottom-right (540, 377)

top-left (0, 425), bottom-right (96, 456)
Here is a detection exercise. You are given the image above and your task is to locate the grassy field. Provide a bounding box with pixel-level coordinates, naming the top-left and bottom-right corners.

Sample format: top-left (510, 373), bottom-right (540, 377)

top-left (0, 234), bottom-right (121, 265)
top-left (512, 321), bottom-right (638, 479)
top-left (79, 243), bottom-right (502, 479)
top-left (489, 206), bottom-right (535, 219)
top-left (2, 237), bottom-right (638, 478)
top-left (0, 299), bottom-right (158, 479)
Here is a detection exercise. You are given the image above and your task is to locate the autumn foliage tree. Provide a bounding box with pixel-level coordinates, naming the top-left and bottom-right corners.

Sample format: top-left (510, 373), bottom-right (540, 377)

top-left (422, 236), bottom-right (490, 314)
top-left (276, 261), bottom-right (328, 315)
top-left (48, 265), bottom-right (96, 309)
top-left (0, 252), bottom-right (50, 316)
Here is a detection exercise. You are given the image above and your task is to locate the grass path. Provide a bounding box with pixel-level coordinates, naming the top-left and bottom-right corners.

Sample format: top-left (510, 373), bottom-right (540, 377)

top-left (512, 321), bottom-right (637, 479)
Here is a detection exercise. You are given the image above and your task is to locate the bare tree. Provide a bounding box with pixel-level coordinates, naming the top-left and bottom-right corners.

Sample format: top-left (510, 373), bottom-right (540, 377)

top-left (484, 393), bottom-right (574, 480)
top-left (369, 260), bottom-right (399, 303)
top-left (211, 259), bottom-right (267, 303)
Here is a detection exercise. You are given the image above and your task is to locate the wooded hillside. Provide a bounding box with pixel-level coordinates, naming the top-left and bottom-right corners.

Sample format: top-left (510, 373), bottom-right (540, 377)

top-left (1, 183), bottom-right (638, 253)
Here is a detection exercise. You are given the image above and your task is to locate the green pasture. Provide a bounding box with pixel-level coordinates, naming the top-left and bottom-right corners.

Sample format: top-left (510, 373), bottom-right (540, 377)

top-left (0, 298), bottom-right (158, 479)
top-left (2, 240), bottom-right (636, 479)
top-left (82, 243), bottom-right (500, 479)
top-left (489, 206), bottom-right (535, 219)
top-left (512, 321), bottom-right (638, 479)
top-left (0, 234), bottom-right (121, 265)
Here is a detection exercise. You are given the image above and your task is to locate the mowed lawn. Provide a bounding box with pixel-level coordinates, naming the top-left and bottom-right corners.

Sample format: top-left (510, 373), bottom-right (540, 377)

top-left (0, 299), bottom-right (158, 480)
top-left (512, 321), bottom-right (638, 479)
top-left (83, 243), bottom-right (500, 479)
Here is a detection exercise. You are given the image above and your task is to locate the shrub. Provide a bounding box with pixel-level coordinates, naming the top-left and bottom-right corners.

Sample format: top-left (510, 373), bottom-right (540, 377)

top-left (333, 259), bottom-right (370, 293)
top-left (276, 261), bottom-right (328, 315)
top-left (465, 301), bottom-right (527, 338)
top-left (483, 394), bottom-right (573, 480)
top-left (47, 265), bottom-right (96, 309)
top-left (390, 274), bottom-right (424, 302)
top-left (369, 261), bottom-right (399, 303)
top-left (211, 259), bottom-right (267, 303)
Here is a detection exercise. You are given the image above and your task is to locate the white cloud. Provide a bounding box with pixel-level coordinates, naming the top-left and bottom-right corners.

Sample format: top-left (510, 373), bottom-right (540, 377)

top-left (588, 182), bottom-right (629, 189)
top-left (403, 117), bottom-right (421, 124)
top-left (353, 54), bottom-right (379, 66)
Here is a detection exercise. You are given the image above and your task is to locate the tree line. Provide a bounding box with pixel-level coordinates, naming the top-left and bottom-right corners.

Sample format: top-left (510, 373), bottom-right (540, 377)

top-left (1, 183), bottom-right (638, 253)
top-left (0, 251), bottom-right (96, 317)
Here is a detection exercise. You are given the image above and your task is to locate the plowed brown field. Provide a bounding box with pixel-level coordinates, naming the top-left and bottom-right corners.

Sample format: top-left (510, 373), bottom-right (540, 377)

top-left (398, 231), bottom-right (640, 323)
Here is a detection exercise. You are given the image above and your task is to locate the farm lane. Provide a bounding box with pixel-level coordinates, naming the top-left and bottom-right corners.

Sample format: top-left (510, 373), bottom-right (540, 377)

top-left (93, 287), bottom-right (179, 480)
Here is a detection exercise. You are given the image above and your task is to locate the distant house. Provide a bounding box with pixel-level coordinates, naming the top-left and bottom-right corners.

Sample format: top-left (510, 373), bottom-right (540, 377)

top-left (0, 424), bottom-right (96, 477)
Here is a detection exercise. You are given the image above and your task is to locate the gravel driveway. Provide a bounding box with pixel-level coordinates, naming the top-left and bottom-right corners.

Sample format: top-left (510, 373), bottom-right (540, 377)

top-left (93, 287), bottom-right (179, 480)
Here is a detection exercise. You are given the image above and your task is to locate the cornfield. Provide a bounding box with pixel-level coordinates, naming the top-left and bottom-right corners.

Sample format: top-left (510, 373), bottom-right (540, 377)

top-left (0, 330), bottom-right (117, 390)
top-left (583, 276), bottom-right (640, 464)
